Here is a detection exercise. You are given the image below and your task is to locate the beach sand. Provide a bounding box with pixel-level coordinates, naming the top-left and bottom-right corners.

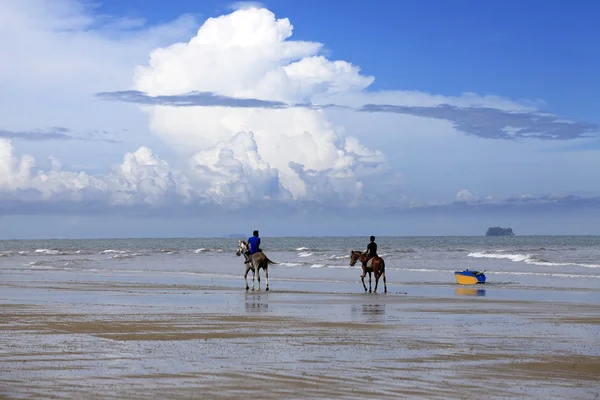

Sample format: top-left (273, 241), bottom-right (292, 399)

top-left (1, 279), bottom-right (600, 399)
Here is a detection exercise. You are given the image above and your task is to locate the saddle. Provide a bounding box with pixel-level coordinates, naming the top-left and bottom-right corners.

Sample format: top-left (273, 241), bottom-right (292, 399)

top-left (362, 254), bottom-right (375, 269)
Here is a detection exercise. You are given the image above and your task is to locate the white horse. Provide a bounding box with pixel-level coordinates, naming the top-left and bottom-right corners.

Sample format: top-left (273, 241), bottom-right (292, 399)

top-left (235, 240), bottom-right (277, 291)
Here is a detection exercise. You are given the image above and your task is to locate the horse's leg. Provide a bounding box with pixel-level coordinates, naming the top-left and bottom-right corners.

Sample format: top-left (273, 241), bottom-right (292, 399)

top-left (265, 266), bottom-right (269, 291)
top-left (373, 267), bottom-right (380, 293)
top-left (251, 263), bottom-right (256, 291)
top-left (368, 271), bottom-right (372, 293)
top-left (256, 265), bottom-right (261, 291)
top-left (382, 269), bottom-right (387, 294)
top-left (360, 264), bottom-right (367, 292)
top-left (244, 265), bottom-right (250, 291)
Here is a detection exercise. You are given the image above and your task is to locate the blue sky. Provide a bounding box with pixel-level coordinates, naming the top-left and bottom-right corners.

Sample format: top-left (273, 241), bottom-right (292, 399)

top-left (0, 0), bottom-right (598, 238)
top-left (94, 0), bottom-right (600, 122)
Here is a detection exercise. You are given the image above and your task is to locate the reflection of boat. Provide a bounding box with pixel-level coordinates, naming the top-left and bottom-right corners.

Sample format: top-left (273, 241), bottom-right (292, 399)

top-left (455, 288), bottom-right (486, 297)
top-left (454, 269), bottom-right (486, 284)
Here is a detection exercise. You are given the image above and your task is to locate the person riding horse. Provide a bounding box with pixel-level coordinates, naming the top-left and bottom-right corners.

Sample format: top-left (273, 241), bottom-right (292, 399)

top-left (244, 230), bottom-right (262, 264)
top-left (349, 236), bottom-right (387, 293)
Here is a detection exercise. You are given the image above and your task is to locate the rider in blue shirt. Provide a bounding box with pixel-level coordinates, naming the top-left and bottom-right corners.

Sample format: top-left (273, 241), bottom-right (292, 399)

top-left (244, 230), bottom-right (262, 263)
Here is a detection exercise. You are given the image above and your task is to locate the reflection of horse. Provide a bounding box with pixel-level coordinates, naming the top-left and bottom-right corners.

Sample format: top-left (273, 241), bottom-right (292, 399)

top-left (351, 303), bottom-right (386, 323)
top-left (245, 294), bottom-right (269, 312)
top-left (350, 251), bottom-right (387, 293)
top-left (236, 240), bottom-right (277, 291)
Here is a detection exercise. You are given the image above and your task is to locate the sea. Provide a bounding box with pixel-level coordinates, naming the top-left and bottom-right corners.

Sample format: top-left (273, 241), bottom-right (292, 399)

top-left (1, 236), bottom-right (600, 301)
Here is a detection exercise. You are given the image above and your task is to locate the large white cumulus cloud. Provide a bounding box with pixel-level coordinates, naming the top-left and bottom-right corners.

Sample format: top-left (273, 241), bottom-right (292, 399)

top-left (133, 7), bottom-right (385, 199)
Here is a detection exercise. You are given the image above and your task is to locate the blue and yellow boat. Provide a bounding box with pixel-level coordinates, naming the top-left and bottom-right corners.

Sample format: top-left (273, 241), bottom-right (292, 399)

top-left (454, 269), bottom-right (486, 285)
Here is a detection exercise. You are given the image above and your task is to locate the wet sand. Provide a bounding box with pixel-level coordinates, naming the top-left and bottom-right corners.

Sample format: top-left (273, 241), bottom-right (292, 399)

top-left (1, 279), bottom-right (600, 399)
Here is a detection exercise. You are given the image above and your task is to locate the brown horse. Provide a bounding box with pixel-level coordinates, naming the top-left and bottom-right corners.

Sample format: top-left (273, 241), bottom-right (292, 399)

top-left (350, 251), bottom-right (387, 293)
top-left (236, 240), bottom-right (277, 291)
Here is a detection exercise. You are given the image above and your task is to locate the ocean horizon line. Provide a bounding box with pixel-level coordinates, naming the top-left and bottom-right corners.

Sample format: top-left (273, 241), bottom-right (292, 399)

top-left (2, 234), bottom-right (600, 241)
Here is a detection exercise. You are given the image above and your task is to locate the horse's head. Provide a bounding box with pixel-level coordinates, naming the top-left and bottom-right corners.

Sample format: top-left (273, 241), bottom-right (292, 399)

top-left (349, 250), bottom-right (363, 266)
top-left (235, 240), bottom-right (248, 256)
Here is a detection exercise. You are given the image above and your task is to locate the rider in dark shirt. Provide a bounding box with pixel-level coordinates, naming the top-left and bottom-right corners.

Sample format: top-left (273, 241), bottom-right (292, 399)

top-left (363, 236), bottom-right (378, 267)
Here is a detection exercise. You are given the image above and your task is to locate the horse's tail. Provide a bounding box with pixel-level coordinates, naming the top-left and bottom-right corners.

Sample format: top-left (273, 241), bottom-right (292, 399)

top-left (376, 256), bottom-right (385, 271)
top-left (264, 256), bottom-right (278, 265)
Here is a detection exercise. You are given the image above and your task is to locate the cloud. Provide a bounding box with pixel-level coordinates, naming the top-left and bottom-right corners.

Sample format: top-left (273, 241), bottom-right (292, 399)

top-left (96, 89), bottom-right (346, 110)
top-left (130, 7), bottom-right (384, 201)
top-left (0, 127), bottom-right (121, 143)
top-left (455, 189), bottom-right (479, 204)
top-left (227, 1), bottom-right (265, 11)
top-left (96, 90), bottom-right (290, 109)
top-left (189, 131), bottom-right (293, 204)
top-left (0, 1), bottom-right (199, 90)
top-left (0, 138), bottom-right (191, 207)
top-left (0, 2), bottom-right (598, 222)
top-left (358, 104), bottom-right (599, 141)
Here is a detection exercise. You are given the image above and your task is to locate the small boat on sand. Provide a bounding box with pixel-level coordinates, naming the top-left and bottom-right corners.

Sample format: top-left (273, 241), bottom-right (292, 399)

top-left (454, 269), bottom-right (486, 284)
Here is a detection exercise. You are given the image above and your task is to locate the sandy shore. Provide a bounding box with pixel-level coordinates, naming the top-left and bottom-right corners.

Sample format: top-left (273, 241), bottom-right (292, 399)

top-left (1, 279), bottom-right (599, 399)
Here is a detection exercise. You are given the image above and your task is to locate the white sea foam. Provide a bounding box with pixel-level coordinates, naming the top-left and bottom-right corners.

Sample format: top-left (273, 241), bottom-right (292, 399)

top-left (298, 252), bottom-right (313, 258)
top-left (34, 249), bottom-right (60, 255)
top-left (468, 251), bottom-right (600, 269)
top-left (28, 261), bottom-right (46, 267)
top-left (28, 261), bottom-right (54, 269)
top-left (468, 252), bottom-right (531, 262)
top-left (194, 248), bottom-right (206, 253)
top-left (296, 247), bottom-right (309, 251)
top-left (392, 266), bottom-right (599, 279)
top-left (394, 268), bottom-right (445, 273)
top-left (111, 252), bottom-right (147, 260)
top-left (279, 262), bottom-right (302, 267)
top-left (486, 271), bottom-right (600, 279)
top-left (100, 249), bottom-right (125, 254)
top-left (310, 264), bottom-right (325, 268)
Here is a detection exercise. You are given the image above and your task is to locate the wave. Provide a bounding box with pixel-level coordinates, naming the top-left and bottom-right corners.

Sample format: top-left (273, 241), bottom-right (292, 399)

top-left (389, 267), bottom-right (600, 279)
top-left (35, 249), bottom-right (61, 255)
top-left (193, 248), bottom-right (226, 253)
top-left (28, 260), bottom-right (47, 267)
top-left (110, 253), bottom-right (146, 260)
top-left (431, 248), bottom-right (468, 253)
top-left (298, 252), bottom-right (313, 258)
top-left (160, 249), bottom-right (179, 254)
top-left (309, 264), bottom-right (352, 269)
top-left (29, 265), bottom-right (55, 270)
top-left (295, 247), bottom-right (310, 251)
top-left (100, 249), bottom-right (126, 254)
top-left (484, 271), bottom-right (600, 279)
top-left (0, 247), bottom-right (235, 258)
top-left (394, 248), bottom-right (416, 253)
top-left (468, 251), bottom-right (600, 269)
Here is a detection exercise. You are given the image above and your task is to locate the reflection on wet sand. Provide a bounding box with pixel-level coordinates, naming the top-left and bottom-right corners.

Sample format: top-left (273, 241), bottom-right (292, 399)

top-left (350, 302), bottom-right (386, 323)
top-left (245, 293), bottom-right (269, 312)
top-left (455, 287), bottom-right (486, 297)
